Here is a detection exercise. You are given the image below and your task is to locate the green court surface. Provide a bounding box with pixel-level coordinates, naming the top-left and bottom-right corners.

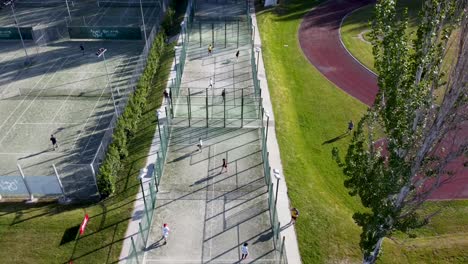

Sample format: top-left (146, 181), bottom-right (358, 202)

top-left (145, 127), bottom-right (277, 263)
top-left (0, 40), bottom-right (143, 199)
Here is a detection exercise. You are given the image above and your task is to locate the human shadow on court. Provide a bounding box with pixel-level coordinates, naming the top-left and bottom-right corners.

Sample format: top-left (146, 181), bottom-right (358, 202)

top-left (253, 229), bottom-right (273, 244)
top-left (145, 237), bottom-right (165, 251)
top-left (322, 132), bottom-right (349, 145)
top-left (169, 150), bottom-right (198, 163)
top-left (18, 150), bottom-right (50, 160)
top-left (189, 174), bottom-right (217, 186)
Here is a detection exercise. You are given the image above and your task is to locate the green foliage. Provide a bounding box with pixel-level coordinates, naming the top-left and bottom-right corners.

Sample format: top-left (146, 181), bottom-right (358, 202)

top-left (162, 7), bottom-right (176, 36)
top-left (333, 0), bottom-right (464, 263)
top-left (96, 31), bottom-right (167, 197)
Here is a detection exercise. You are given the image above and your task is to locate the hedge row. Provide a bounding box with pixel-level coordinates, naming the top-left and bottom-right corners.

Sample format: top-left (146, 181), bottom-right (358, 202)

top-left (97, 32), bottom-right (167, 197)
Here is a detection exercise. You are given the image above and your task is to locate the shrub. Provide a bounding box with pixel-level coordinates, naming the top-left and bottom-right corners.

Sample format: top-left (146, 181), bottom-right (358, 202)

top-left (162, 7), bottom-right (175, 36)
top-left (96, 31), bottom-right (167, 197)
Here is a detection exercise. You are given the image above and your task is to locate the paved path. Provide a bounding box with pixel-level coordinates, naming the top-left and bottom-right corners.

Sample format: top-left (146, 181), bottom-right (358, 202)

top-left (298, 0), bottom-right (467, 199)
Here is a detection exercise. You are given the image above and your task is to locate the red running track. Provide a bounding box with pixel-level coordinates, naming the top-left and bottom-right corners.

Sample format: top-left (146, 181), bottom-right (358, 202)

top-left (298, 0), bottom-right (467, 199)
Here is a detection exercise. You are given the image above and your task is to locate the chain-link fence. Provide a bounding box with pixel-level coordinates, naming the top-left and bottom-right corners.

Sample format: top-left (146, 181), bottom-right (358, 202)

top-left (125, 112), bottom-right (171, 264)
top-left (0, 162), bottom-right (98, 202)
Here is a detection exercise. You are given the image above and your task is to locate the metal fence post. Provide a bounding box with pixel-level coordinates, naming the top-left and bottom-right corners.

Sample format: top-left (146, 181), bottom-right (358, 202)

top-left (140, 178), bottom-right (150, 225)
top-left (187, 97), bottom-right (191, 126)
top-left (206, 88), bottom-right (209, 127)
top-left (199, 21), bottom-right (202, 47)
top-left (241, 89), bottom-right (244, 128)
top-left (17, 163), bottom-right (36, 202)
top-left (131, 237), bottom-right (140, 264)
top-left (211, 23), bottom-right (214, 45)
top-left (237, 19), bottom-right (240, 48)
top-left (165, 106), bottom-right (170, 127)
top-left (279, 236), bottom-right (286, 263)
top-left (139, 222), bottom-right (146, 245)
top-left (225, 20), bottom-right (227, 48)
top-left (52, 164), bottom-right (72, 203)
top-left (224, 89), bottom-right (226, 128)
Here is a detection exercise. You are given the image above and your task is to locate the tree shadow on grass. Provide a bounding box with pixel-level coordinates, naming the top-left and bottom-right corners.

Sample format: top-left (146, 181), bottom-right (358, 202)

top-left (0, 201), bottom-right (92, 226)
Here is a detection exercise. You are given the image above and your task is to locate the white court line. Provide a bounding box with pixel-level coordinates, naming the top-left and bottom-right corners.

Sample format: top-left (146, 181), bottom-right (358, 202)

top-left (15, 122), bottom-right (81, 125)
top-left (78, 52), bottom-right (138, 153)
top-left (50, 70), bottom-right (90, 122)
top-left (0, 59), bottom-right (61, 132)
top-left (207, 145), bottom-right (215, 260)
top-left (0, 57), bottom-right (71, 146)
top-left (1, 57), bottom-right (64, 97)
top-left (71, 86), bottom-right (112, 151)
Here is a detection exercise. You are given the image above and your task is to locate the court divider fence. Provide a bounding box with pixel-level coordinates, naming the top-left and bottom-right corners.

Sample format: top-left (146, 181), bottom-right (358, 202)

top-left (122, 2), bottom-right (195, 258)
top-left (125, 107), bottom-right (171, 264)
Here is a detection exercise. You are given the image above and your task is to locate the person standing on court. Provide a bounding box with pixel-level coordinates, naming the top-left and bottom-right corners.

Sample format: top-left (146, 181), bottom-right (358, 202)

top-left (162, 223), bottom-right (170, 244)
top-left (208, 44), bottom-right (213, 56)
top-left (208, 77), bottom-right (214, 88)
top-left (221, 158), bottom-right (228, 173)
top-left (235, 50), bottom-right (240, 61)
top-left (240, 242), bottom-right (249, 261)
top-left (50, 134), bottom-right (58, 150)
top-left (80, 44), bottom-right (85, 56)
top-left (347, 120), bottom-right (354, 133)
top-left (197, 138), bottom-right (203, 152)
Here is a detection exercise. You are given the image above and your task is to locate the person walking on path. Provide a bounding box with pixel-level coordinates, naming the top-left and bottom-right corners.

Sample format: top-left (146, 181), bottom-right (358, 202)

top-left (163, 88), bottom-right (170, 105)
top-left (208, 44), bottom-right (213, 56)
top-left (80, 44), bottom-right (85, 56)
top-left (162, 223), bottom-right (170, 244)
top-left (50, 134), bottom-right (58, 150)
top-left (235, 50), bottom-right (240, 62)
top-left (290, 207), bottom-right (299, 225)
top-left (197, 138), bottom-right (203, 152)
top-left (208, 77), bottom-right (214, 88)
top-left (240, 242), bottom-right (249, 261)
top-left (347, 120), bottom-right (354, 133)
top-left (220, 158), bottom-right (228, 173)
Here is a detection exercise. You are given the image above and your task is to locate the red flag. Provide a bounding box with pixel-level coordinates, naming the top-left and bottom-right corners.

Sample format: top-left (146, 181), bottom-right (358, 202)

top-left (79, 214), bottom-right (89, 235)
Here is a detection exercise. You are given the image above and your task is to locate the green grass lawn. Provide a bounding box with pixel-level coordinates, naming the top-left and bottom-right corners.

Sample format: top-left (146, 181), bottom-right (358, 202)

top-left (0, 43), bottom-right (175, 264)
top-left (256, 0), bottom-right (468, 263)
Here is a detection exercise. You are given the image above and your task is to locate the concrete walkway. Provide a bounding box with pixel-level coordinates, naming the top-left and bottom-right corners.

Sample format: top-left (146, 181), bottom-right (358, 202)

top-left (249, 1), bottom-right (302, 263)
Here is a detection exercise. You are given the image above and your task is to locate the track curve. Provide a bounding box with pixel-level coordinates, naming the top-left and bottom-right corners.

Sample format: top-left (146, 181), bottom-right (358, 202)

top-left (298, 0), bottom-right (467, 199)
top-left (299, 0), bottom-right (377, 106)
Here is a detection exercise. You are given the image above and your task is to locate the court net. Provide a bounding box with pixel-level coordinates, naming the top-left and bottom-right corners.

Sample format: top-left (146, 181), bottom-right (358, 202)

top-left (97, 0), bottom-right (160, 7)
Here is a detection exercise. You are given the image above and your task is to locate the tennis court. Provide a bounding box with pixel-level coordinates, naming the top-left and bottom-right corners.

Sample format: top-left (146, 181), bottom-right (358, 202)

top-left (0, 40), bottom-right (143, 199)
top-left (145, 127), bottom-right (277, 263)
